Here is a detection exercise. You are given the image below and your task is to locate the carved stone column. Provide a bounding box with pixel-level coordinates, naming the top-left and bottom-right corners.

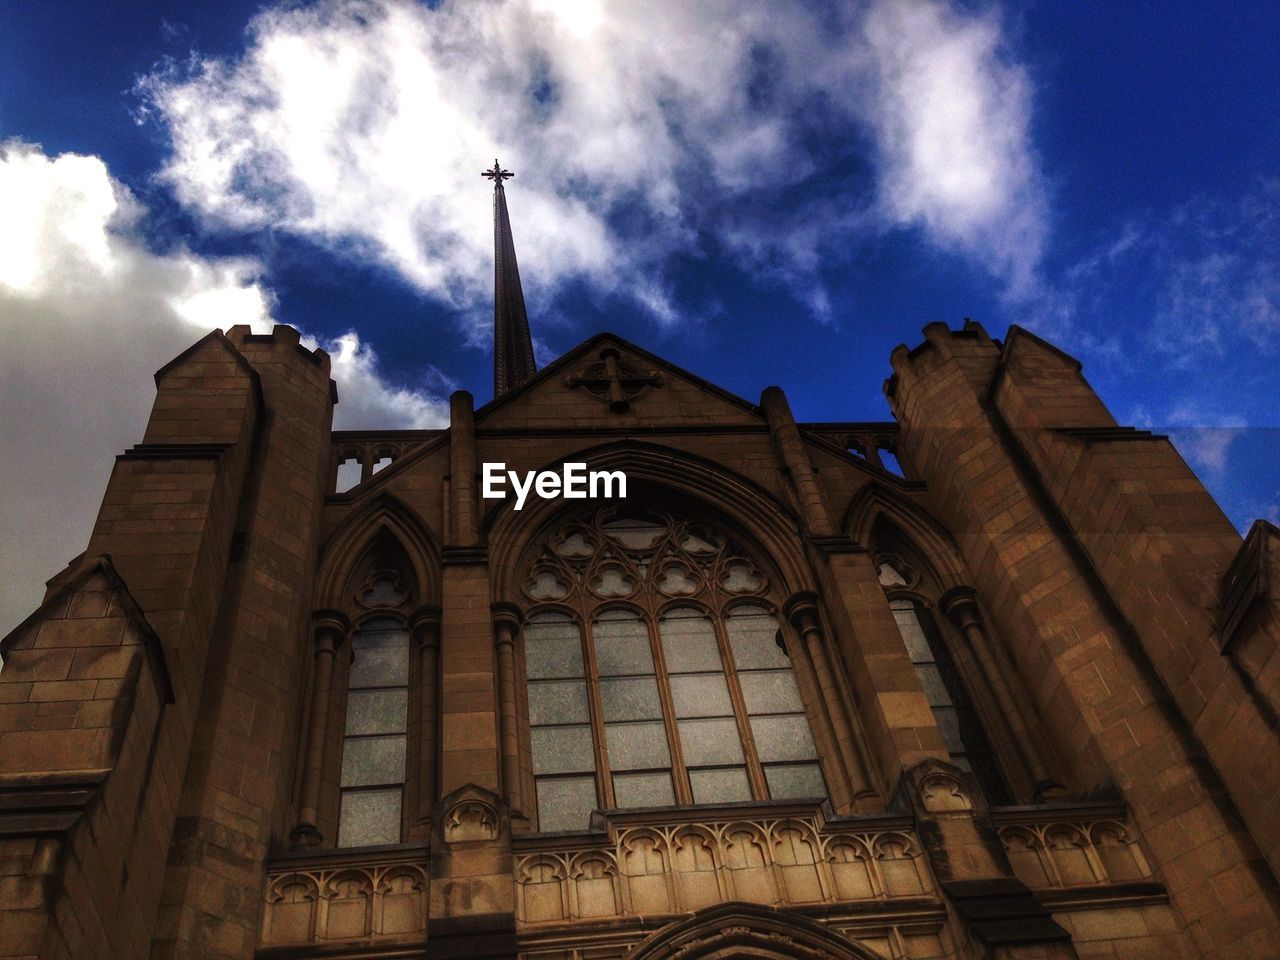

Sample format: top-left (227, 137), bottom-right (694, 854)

top-left (492, 603), bottom-right (524, 817)
top-left (941, 587), bottom-right (1058, 798)
top-left (291, 610), bottom-right (349, 846)
top-left (785, 594), bottom-right (874, 804)
top-left (411, 606), bottom-right (442, 825)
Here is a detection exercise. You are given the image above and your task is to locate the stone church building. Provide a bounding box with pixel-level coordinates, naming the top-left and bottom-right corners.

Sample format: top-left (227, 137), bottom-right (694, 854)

top-left (2, 165), bottom-right (1278, 960)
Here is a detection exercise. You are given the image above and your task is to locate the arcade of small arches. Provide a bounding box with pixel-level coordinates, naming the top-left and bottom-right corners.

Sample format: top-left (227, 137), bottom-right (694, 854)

top-left (286, 478), bottom-right (1063, 850)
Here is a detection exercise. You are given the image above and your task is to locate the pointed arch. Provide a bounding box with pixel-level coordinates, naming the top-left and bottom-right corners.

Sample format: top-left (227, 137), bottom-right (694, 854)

top-left (626, 901), bottom-right (883, 960)
top-left (484, 439), bottom-right (813, 601)
top-left (315, 493), bottom-right (441, 611)
top-left (843, 481), bottom-right (966, 589)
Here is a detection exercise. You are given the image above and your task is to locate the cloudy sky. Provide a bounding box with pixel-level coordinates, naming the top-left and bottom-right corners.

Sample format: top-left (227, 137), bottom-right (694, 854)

top-left (2, 0), bottom-right (1278, 636)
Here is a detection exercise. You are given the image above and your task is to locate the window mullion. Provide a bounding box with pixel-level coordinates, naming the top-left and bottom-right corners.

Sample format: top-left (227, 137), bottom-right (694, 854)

top-left (714, 610), bottom-right (768, 800)
top-left (648, 611), bottom-right (692, 805)
top-left (581, 616), bottom-right (614, 810)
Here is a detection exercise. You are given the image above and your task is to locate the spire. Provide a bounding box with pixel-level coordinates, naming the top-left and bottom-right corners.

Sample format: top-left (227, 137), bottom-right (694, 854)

top-left (482, 159), bottom-right (537, 398)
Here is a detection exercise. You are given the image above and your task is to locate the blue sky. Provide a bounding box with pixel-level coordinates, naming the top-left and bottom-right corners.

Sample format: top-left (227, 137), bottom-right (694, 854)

top-left (1, 0), bottom-right (1278, 633)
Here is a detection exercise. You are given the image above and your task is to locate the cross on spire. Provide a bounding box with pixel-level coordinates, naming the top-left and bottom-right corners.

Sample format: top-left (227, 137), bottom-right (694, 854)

top-left (482, 159), bottom-right (513, 184)
top-left (483, 158), bottom-right (537, 397)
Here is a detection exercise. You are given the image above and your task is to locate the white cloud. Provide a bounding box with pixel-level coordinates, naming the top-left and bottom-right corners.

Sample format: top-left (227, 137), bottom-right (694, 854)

top-left (857, 1), bottom-right (1046, 297)
top-left (1152, 183), bottom-right (1280, 359)
top-left (1164, 402), bottom-right (1248, 476)
top-left (0, 140), bottom-right (445, 637)
top-left (136, 0), bottom-right (1049, 324)
top-left (322, 331), bottom-right (450, 427)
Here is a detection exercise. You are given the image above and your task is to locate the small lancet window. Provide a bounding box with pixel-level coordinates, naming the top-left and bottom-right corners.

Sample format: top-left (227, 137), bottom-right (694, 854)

top-left (338, 618), bottom-right (410, 846)
top-left (890, 599), bottom-right (1008, 803)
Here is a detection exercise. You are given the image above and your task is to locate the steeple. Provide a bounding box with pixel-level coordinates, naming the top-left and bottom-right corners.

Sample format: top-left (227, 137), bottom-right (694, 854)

top-left (483, 159), bottom-right (537, 397)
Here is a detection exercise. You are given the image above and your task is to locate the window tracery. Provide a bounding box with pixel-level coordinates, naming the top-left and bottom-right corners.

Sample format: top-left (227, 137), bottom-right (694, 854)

top-left (522, 507), bottom-right (827, 833)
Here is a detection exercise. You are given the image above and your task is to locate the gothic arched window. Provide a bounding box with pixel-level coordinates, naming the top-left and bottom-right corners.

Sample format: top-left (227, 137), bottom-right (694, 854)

top-left (337, 616), bottom-right (410, 846)
top-left (876, 557), bottom-right (1010, 804)
top-left (522, 508), bottom-right (827, 833)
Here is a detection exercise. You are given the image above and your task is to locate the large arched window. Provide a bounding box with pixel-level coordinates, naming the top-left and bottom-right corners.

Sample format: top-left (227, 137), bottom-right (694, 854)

top-left (522, 508), bottom-right (827, 833)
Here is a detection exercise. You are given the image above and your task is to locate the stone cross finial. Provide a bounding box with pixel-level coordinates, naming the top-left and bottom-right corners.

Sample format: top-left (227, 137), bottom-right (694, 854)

top-left (482, 159), bottom-right (513, 184)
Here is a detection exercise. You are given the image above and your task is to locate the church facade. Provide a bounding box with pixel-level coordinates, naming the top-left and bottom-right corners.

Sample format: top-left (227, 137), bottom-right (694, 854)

top-left (2, 172), bottom-right (1279, 960)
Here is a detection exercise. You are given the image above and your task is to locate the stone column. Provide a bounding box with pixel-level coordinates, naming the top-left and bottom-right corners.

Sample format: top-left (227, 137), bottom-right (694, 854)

top-left (450, 391), bottom-right (479, 546)
top-left (941, 587), bottom-right (1057, 798)
top-left (292, 610), bottom-right (349, 846)
top-left (412, 606), bottom-right (442, 825)
top-left (492, 603), bottom-right (524, 817)
top-left (785, 594), bottom-right (874, 803)
top-left (761, 386), bottom-right (835, 536)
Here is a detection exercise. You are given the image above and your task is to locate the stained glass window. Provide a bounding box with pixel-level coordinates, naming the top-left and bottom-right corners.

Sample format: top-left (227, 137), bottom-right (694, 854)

top-left (523, 508), bottom-right (828, 832)
top-left (338, 618), bottom-right (409, 846)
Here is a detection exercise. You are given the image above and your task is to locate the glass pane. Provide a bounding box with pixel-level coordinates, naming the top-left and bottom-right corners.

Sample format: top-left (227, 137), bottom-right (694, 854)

top-left (349, 630), bottom-right (409, 688)
top-left (528, 570), bottom-right (569, 600)
top-left (721, 561), bottom-right (762, 593)
top-left (593, 614), bottom-right (654, 676)
top-left (529, 679), bottom-right (591, 725)
top-left (689, 767), bottom-right (751, 804)
top-left (340, 734), bottom-right (406, 787)
top-left (738, 670), bottom-right (804, 714)
top-left (655, 565), bottom-right (699, 596)
top-left (914, 663), bottom-right (953, 707)
top-left (659, 612), bottom-right (723, 673)
top-left (525, 618), bottom-right (584, 679)
top-left (555, 532), bottom-right (595, 557)
top-left (725, 608), bottom-right (789, 669)
top-left (532, 725), bottom-right (596, 774)
top-left (345, 689), bottom-right (408, 735)
top-left (891, 604), bottom-right (935, 663)
top-left (591, 567), bottom-right (636, 597)
top-left (536, 776), bottom-right (598, 833)
top-left (678, 718), bottom-right (745, 766)
top-left (605, 721), bottom-right (670, 770)
top-left (750, 714), bottom-right (818, 762)
top-left (600, 677), bottom-right (663, 721)
top-left (338, 788), bottom-right (402, 847)
top-left (764, 762), bottom-right (827, 799)
top-left (878, 562), bottom-right (908, 586)
top-left (613, 770), bottom-right (676, 808)
top-left (669, 673), bottom-right (733, 718)
top-left (931, 706), bottom-right (965, 754)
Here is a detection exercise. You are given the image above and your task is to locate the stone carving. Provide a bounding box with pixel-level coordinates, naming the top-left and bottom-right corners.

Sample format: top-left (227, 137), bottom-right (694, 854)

top-left (261, 862), bottom-right (428, 945)
top-left (355, 569), bottom-right (408, 608)
top-left (522, 507), bottom-right (767, 606)
top-left (565, 348), bottom-right (663, 412)
top-left (919, 771), bottom-right (973, 813)
top-left (444, 799), bottom-right (498, 842)
top-left (514, 813), bottom-right (931, 924)
top-left (997, 818), bottom-right (1151, 889)
top-left (872, 552), bottom-right (917, 589)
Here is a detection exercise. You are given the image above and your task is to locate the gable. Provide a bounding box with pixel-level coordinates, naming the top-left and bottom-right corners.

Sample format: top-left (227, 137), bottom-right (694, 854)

top-left (477, 334), bottom-right (765, 432)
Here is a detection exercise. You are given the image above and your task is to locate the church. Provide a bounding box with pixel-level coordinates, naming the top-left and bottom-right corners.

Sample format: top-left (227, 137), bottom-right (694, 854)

top-left (1, 162), bottom-right (1278, 960)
